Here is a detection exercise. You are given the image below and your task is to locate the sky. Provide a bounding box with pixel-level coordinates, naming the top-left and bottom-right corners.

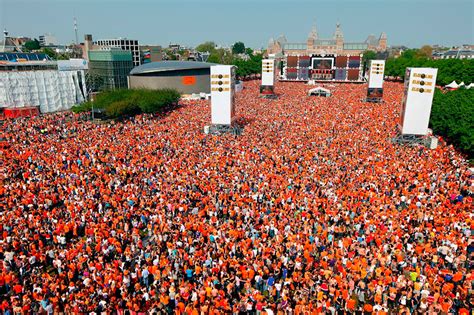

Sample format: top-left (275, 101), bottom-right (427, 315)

top-left (1, 0), bottom-right (473, 49)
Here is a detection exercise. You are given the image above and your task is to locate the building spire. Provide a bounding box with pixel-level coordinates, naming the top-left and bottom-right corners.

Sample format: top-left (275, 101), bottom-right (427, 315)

top-left (334, 22), bottom-right (344, 39)
top-left (308, 20), bottom-right (318, 40)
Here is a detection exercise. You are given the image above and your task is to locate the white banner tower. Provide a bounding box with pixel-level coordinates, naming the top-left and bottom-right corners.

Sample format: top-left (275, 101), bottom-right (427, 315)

top-left (260, 59), bottom-right (276, 98)
top-left (366, 60), bottom-right (385, 102)
top-left (206, 65), bottom-right (240, 135)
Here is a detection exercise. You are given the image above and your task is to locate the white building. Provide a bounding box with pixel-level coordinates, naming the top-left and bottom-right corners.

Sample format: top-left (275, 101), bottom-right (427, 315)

top-left (39, 34), bottom-right (58, 47)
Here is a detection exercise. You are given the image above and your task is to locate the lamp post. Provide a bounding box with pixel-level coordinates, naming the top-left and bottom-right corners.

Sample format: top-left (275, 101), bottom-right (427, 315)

top-left (86, 87), bottom-right (94, 121)
top-left (3, 29), bottom-right (8, 52)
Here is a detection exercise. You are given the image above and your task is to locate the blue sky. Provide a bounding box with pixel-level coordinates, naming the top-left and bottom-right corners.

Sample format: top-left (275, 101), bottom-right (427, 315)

top-left (1, 0), bottom-right (473, 48)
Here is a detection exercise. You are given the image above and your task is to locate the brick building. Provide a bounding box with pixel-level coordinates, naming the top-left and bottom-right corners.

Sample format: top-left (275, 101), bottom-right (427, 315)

top-left (268, 23), bottom-right (387, 56)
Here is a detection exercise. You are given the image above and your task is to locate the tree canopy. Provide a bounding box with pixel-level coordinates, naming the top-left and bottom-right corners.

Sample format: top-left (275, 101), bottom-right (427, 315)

top-left (23, 39), bottom-right (41, 51)
top-left (207, 48), bottom-right (233, 64)
top-left (385, 49), bottom-right (474, 85)
top-left (416, 45), bottom-right (433, 58)
top-left (195, 41), bottom-right (262, 77)
top-left (232, 54), bottom-right (263, 77)
top-left (430, 88), bottom-right (474, 159)
top-left (195, 41), bottom-right (216, 53)
top-left (232, 42), bottom-right (246, 54)
top-left (72, 89), bottom-right (180, 119)
top-left (362, 50), bottom-right (377, 64)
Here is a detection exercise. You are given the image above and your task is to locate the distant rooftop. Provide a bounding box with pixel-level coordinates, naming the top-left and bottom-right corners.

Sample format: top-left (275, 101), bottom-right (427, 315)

top-left (130, 61), bottom-right (217, 75)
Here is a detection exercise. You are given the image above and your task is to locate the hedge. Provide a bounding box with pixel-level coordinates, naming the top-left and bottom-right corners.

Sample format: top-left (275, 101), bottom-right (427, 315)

top-left (72, 88), bottom-right (180, 118)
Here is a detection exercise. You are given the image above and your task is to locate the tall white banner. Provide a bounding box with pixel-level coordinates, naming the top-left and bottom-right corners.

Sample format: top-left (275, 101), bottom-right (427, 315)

top-left (400, 68), bottom-right (438, 135)
top-left (210, 65), bottom-right (236, 125)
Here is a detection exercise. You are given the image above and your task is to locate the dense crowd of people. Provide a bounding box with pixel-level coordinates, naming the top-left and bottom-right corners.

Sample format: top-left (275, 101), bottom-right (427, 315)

top-left (1, 81), bottom-right (472, 314)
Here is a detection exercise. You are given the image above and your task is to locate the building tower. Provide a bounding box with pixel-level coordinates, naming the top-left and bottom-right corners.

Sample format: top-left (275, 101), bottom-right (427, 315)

top-left (334, 22), bottom-right (344, 53)
top-left (378, 32), bottom-right (387, 51)
top-left (307, 23), bottom-right (318, 51)
top-left (84, 34), bottom-right (93, 60)
top-left (74, 17), bottom-right (79, 45)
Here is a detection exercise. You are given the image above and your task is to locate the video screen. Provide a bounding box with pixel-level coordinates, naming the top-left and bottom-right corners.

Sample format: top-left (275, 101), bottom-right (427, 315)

top-left (367, 88), bottom-right (383, 98)
top-left (312, 58), bottom-right (334, 70)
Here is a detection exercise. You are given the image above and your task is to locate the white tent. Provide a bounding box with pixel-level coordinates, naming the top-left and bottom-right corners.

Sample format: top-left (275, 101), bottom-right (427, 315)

top-left (458, 81), bottom-right (465, 87)
top-left (308, 87), bottom-right (331, 97)
top-left (0, 70), bottom-right (86, 113)
top-left (445, 81), bottom-right (459, 89)
top-left (466, 83), bottom-right (474, 89)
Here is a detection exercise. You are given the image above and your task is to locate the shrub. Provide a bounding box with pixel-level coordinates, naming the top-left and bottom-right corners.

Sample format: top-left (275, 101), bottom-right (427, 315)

top-left (136, 89), bottom-right (180, 113)
top-left (72, 88), bottom-right (180, 119)
top-left (105, 100), bottom-right (140, 118)
top-left (71, 101), bottom-right (93, 113)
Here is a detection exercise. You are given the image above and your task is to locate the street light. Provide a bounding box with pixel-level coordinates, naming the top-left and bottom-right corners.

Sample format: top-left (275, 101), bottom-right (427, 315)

top-left (3, 29), bottom-right (8, 52)
top-left (86, 87), bottom-right (94, 121)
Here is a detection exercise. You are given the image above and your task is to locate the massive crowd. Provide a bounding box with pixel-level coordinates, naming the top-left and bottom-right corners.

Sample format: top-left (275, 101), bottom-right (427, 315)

top-left (1, 81), bottom-right (472, 314)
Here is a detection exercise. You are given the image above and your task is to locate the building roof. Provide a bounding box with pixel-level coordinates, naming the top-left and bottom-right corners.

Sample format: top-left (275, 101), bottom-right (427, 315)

top-left (442, 50), bottom-right (473, 56)
top-left (283, 43), bottom-right (308, 51)
top-left (365, 35), bottom-right (378, 46)
top-left (130, 61), bottom-right (217, 75)
top-left (344, 43), bottom-right (369, 50)
top-left (0, 52), bottom-right (53, 62)
top-left (314, 39), bottom-right (337, 46)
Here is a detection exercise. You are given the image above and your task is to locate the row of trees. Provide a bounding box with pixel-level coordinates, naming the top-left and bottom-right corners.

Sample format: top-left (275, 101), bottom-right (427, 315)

top-left (72, 89), bottom-right (180, 119)
top-left (195, 41), bottom-right (264, 78)
top-left (364, 48), bottom-right (474, 86)
top-left (430, 88), bottom-right (474, 159)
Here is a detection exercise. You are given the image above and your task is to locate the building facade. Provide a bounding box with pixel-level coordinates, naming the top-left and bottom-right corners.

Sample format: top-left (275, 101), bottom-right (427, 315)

top-left (268, 23), bottom-right (387, 56)
top-left (128, 61), bottom-right (215, 94)
top-left (95, 38), bottom-right (141, 66)
top-left (88, 49), bottom-right (133, 91)
top-left (39, 34), bottom-right (58, 47)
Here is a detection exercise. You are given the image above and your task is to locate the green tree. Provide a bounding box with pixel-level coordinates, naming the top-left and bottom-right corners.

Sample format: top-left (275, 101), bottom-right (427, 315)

top-left (416, 45), bottom-right (433, 58)
top-left (196, 41), bottom-right (216, 53)
top-left (24, 39), bottom-right (41, 51)
top-left (72, 89), bottom-right (180, 119)
top-left (245, 47), bottom-right (254, 56)
top-left (362, 50), bottom-right (378, 72)
top-left (385, 50), bottom-right (474, 85)
top-left (208, 48), bottom-right (233, 65)
top-left (41, 47), bottom-right (58, 59)
top-left (232, 53), bottom-right (263, 77)
top-left (362, 50), bottom-right (377, 63)
top-left (430, 88), bottom-right (474, 159)
top-left (232, 41), bottom-right (246, 54)
top-left (86, 72), bottom-right (105, 92)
